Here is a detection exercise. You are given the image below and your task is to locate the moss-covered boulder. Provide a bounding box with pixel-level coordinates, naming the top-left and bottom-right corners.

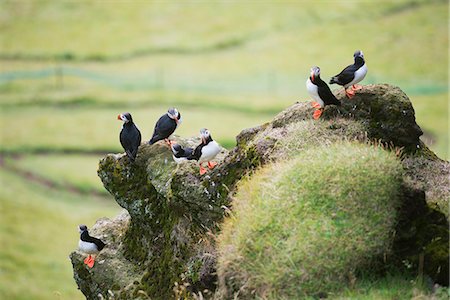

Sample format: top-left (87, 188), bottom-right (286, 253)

top-left (217, 143), bottom-right (404, 298)
top-left (70, 84), bottom-right (448, 299)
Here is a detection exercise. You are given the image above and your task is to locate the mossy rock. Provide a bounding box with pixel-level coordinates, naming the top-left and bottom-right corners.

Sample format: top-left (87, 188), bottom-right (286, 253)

top-left (71, 84), bottom-right (449, 299)
top-left (217, 143), bottom-right (404, 298)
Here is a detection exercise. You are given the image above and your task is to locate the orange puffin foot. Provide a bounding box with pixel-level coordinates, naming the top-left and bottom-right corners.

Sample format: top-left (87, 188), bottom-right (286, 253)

top-left (199, 165), bottom-right (207, 175)
top-left (313, 109), bottom-right (323, 120)
top-left (351, 84), bottom-right (362, 91)
top-left (164, 139), bottom-right (173, 147)
top-left (87, 256), bottom-right (95, 268)
top-left (311, 101), bottom-right (322, 109)
top-left (345, 89), bottom-right (355, 98)
top-left (207, 161), bottom-right (217, 169)
top-left (84, 255), bottom-right (91, 265)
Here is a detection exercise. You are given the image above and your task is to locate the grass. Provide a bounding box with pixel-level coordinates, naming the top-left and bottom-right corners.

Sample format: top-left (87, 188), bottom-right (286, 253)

top-left (0, 168), bottom-right (121, 300)
top-left (411, 93), bottom-right (449, 159)
top-left (217, 143), bottom-right (403, 298)
top-left (335, 274), bottom-right (449, 300)
top-left (0, 1), bottom-right (448, 158)
top-left (3, 154), bottom-right (108, 195)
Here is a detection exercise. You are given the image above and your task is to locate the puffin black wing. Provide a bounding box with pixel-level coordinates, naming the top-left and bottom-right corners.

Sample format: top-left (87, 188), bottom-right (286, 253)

top-left (184, 147), bottom-right (194, 159)
top-left (190, 143), bottom-right (204, 161)
top-left (149, 115), bottom-right (177, 144)
top-left (129, 125), bottom-right (141, 160)
top-left (316, 78), bottom-right (341, 106)
top-left (120, 124), bottom-right (142, 162)
top-left (80, 231), bottom-right (106, 251)
top-left (329, 64), bottom-right (358, 86)
top-left (172, 144), bottom-right (194, 159)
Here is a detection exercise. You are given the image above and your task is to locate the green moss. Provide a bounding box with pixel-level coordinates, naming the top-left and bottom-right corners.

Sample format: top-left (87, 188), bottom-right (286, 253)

top-left (186, 259), bottom-right (203, 284)
top-left (217, 143), bottom-right (404, 298)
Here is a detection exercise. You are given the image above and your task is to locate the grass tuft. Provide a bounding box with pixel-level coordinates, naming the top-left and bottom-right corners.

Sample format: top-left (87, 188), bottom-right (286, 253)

top-left (217, 142), bottom-right (404, 298)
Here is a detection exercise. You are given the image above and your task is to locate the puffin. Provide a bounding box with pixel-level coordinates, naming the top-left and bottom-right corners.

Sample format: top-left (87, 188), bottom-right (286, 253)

top-left (149, 108), bottom-right (181, 146)
top-left (118, 112), bottom-right (141, 162)
top-left (170, 143), bottom-right (194, 164)
top-left (191, 128), bottom-right (221, 175)
top-left (306, 66), bottom-right (341, 120)
top-left (329, 50), bottom-right (367, 98)
top-left (78, 224), bottom-right (106, 268)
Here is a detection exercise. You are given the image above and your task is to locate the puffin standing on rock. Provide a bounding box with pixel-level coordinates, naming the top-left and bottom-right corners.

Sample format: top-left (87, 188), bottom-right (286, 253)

top-left (329, 50), bottom-right (367, 98)
top-left (118, 112), bottom-right (141, 162)
top-left (306, 66), bottom-right (341, 120)
top-left (191, 128), bottom-right (221, 175)
top-left (78, 225), bottom-right (106, 268)
top-left (149, 108), bottom-right (181, 146)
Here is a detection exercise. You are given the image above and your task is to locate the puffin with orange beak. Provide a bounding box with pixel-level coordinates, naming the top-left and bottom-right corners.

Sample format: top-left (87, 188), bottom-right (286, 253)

top-left (191, 128), bottom-right (221, 175)
top-left (149, 108), bottom-right (181, 146)
top-left (329, 50), bottom-right (367, 98)
top-left (306, 66), bottom-right (340, 120)
top-left (118, 112), bottom-right (141, 162)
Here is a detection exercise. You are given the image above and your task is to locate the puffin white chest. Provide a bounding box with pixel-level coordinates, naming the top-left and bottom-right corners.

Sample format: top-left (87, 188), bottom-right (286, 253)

top-left (306, 79), bottom-right (324, 107)
top-left (172, 155), bottom-right (187, 164)
top-left (199, 141), bottom-right (220, 163)
top-left (79, 240), bottom-right (99, 254)
top-left (347, 64), bottom-right (367, 88)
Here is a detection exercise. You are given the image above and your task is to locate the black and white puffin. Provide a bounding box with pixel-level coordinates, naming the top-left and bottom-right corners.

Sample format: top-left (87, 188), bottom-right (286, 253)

top-left (171, 143), bottom-right (194, 164)
top-left (118, 112), bottom-right (141, 162)
top-left (78, 224), bottom-right (106, 268)
top-left (329, 50), bottom-right (367, 98)
top-left (149, 108), bottom-right (181, 146)
top-left (191, 128), bottom-right (221, 175)
top-left (306, 66), bottom-right (341, 120)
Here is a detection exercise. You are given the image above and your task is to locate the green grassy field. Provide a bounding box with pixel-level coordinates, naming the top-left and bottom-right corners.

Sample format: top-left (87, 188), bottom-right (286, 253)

top-left (0, 0), bottom-right (448, 299)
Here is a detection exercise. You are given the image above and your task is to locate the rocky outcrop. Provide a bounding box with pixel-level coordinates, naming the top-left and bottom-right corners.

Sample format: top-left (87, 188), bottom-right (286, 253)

top-left (70, 84), bottom-right (448, 299)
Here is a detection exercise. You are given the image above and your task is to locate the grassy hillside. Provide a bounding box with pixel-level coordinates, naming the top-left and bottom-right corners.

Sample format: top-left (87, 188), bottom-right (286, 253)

top-left (0, 0), bottom-right (448, 157)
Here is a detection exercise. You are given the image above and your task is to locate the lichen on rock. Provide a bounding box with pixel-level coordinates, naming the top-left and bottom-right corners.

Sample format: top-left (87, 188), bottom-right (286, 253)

top-left (70, 84), bottom-right (448, 299)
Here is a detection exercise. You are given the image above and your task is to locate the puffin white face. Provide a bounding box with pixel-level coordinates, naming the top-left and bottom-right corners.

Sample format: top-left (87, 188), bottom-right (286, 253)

top-left (79, 224), bottom-right (88, 234)
top-left (354, 50), bottom-right (364, 59)
top-left (200, 128), bottom-right (211, 143)
top-left (167, 108), bottom-right (180, 124)
top-left (310, 66), bottom-right (320, 81)
top-left (171, 143), bottom-right (182, 155)
top-left (117, 113), bottom-right (130, 123)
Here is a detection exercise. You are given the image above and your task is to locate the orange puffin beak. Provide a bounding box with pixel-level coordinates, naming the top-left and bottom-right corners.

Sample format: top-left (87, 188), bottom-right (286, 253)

top-left (117, 114), bottom-right (122, 120)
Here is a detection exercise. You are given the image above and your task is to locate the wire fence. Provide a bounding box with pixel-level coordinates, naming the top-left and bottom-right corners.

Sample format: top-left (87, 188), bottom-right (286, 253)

top-left (0, 66), bottom-right (447, 97)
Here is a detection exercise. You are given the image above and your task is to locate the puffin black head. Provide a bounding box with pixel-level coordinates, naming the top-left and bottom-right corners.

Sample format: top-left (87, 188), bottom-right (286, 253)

top-left (310, 66), bottom-right (321, 82)
top-left (354, 50), bottom-right (364, 59)
top-left (117, 112), bottom-right (133, 123)
top-left (200, 128), bottom-right (212, 144)
top-left (79, 224), bottom-right (88, 234)
top-left (171, 143), bottom-right (183, 155)
top-left (167, 108), bottom-right (181, 125)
